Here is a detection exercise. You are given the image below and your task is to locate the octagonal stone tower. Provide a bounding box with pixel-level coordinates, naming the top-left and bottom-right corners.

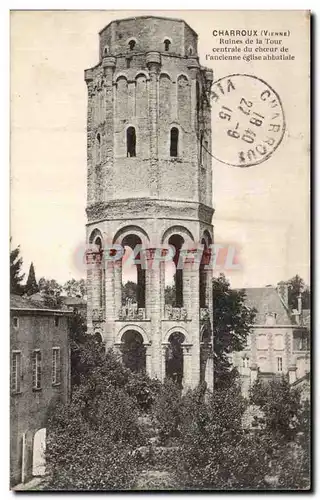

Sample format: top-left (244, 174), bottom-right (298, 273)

top-left (85, 16), bottom-right (214, 389)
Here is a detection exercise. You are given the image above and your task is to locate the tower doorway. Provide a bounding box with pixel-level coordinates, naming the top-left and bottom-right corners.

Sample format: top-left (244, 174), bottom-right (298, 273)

top-left (166, 332), bottom-right (185, 388)
top-left (121, 330), bottom-right (146, 373)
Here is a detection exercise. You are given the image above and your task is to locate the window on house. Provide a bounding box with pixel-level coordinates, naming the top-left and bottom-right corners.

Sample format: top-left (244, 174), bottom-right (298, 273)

top-left (128, 39), bottom-right (136, 51)
top-left (164, 39), bottom-right (171, 52)
top-left (257, 334), bottom-right (268, 350)
top-left (52, 347), bottom-right (61, 385)
top-left (127, 127), bottom-right (136, 157)
top-left (170, 127), bottom-right (179, 157)
top-left (277, 357), bottom-right (283, 372)
top-left (32, 350), bottom-right (42, 390)
top-left (11, 351), bottom-right (21, 393)
top-left (54, 316), bottom-right (59, 327)
top-left (274, 334), bottom-right (284, 350)
top-left (13, 317), bottom-right (19, 328)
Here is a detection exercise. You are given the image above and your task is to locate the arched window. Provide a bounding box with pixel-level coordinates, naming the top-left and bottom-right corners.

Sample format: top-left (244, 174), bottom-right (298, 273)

top-left (128, 39), bottom-right (136, 51)
top-left (96, 133), bottom-right (101, 163)
top-left (103, 45), bottom-right (109, 56)
top-left (188, 47), bottom-right (193, 55)
top-left (121, 234), bottom-right (146, 309)
top-left (127, 127), bottom-right (136, 157)
top-left (166, 234), bottom-right (184, 307)
top-left (164, 39), bottom-right (171, 52)
top-left (170, 127), bottom-right (179, 157)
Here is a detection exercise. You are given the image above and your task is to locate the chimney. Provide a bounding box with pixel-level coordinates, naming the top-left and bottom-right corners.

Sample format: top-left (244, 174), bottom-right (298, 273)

top-left (297, 293), bottom-right (302, 315)
top-left (277, 281), bottom-right (289, 309)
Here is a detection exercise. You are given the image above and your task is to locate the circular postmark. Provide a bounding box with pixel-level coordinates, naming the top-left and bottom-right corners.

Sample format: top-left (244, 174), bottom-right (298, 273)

top-left (210, 74), bottom-right (285, 167)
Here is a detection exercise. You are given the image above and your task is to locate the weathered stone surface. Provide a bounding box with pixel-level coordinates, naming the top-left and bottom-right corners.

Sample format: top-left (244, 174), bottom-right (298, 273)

top-left (85, 16), bottom-right (214, 389)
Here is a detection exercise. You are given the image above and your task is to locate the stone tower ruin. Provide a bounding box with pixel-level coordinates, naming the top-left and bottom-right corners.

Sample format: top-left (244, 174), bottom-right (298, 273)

top-left (85, 16), bottom-right (214, 389)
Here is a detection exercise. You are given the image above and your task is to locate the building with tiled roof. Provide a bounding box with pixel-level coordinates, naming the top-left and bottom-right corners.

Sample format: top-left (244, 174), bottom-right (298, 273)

top-left (230, 285), bottom-right (310, 397)
top-left (10, 294), bottom-right (72, 486)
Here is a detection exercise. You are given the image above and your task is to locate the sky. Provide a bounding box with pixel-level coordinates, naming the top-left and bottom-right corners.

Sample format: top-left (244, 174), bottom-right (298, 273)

top-left (10, 10), bottom-right (310, 288)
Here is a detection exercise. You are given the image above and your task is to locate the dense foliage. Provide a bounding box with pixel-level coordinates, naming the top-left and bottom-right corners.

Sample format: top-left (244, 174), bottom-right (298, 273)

top-left (44, 304), bottom-right (309, 492)
top-left (10, 243), bottom-right (25, 295)
top-left (63, 278), bottom-right (86, 298)
top-left (25, 262), bottom-right (39, 296)
top-left (46, 383), bottom-right (143, 490)
top-left (173, 380), bottom-right (310, 490)
top-left (212, 274), bottom-right (257, 389)
top-left (279, 275), bottom-right (310, 310)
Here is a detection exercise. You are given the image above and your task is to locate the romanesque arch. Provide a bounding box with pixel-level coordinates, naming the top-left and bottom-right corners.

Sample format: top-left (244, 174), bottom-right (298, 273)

top-left (116, 325), bottom-right (150, 374)
top-left (163, 327), bottom-right (191, 389)
top-left (113, 224), bottom-right (150, 246)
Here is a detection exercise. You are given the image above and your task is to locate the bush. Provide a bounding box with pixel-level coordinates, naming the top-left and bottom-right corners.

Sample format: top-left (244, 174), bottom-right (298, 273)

top-left (249, 377), bottom-right (302, 442)
top-left (176, 384), bottom-right (272, 490)
top-left (153, 378), bottom-right (182, 444)
top-left (125, 371), bottom-right (161, 412)
top-left (46, 383), bottom-right (144, 490)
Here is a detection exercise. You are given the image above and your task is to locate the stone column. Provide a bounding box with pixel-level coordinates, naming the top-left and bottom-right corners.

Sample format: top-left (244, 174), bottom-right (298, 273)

top-left (187, 58), bottom-right (199, 131)
top-left (114, 258), bottom-right (122, 320)
top-left (104, 257), bottom-right (115, 348)
top-left (146, 52), bottom-right (161, 197)
top-left (145, 344), bottom-right (152, 378)
top-left (204, 344), bottom-right (214, 391)
top-left (182, 344), bottom-right (193, 391)
top-left (161, 343), bottom-right (169, 382)
top-left (145, 248), bottom-right (162, 379)
top-left (183, 250), bottom-right (200, 387)
top-left (86, 248), bottom-right (103, 332)
top-left (84, 69), bottom-right (95, 207)
top-left (86, 265), bottom-right (93, 335)
top-left (102, 56), bottom-right (116, 201)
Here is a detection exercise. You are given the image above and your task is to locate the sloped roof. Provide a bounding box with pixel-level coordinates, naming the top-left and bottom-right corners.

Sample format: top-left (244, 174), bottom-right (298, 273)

top-left (239, 287), bottom-right (292, 325)
top-left (10, 294), bottom-right (49, 310)
top-left (10, 294), bottom-right (71, 315)
top-left (61, 296), bottom-right (86, 306)
top-left (301, 309), bottom-right (311, 330)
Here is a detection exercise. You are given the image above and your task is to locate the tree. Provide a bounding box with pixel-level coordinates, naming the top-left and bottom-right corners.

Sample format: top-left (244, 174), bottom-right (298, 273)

top-left (63, 278), bottom-right (86, 298)
top-left (122, 281), bottom-right (137, 304)
top-left (46, 381), bottom-right (143, 490)
top-left (38, 277), bottom-right (63, 308)
top-left (10, 243), bottom-right (25, 295)
top-left (164, 284), bottom-right (176, 306)
top-left (212, 274), bottom-right (257, 389)
top-left (281, 275), bottom-right (310, 310)
top-left (25, 262), bottom-right (39, 296)
top-left (177, 384), bottom-right (271, 490)
top-left (249, 377), bottom-right (310, 489)
top-left (250, 377), bottom-right (302, 441)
